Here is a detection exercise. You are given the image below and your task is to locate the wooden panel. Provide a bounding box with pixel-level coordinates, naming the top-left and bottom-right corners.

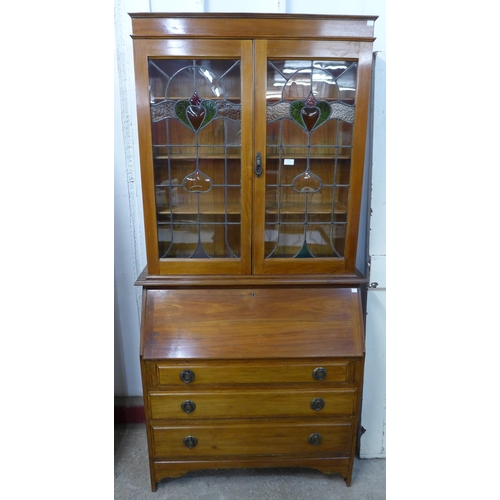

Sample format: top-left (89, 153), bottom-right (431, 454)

top-left (149, 388), bottom-right (356, 419)
top-left (151, 420), bottom-right (353, 458)
top-left (266, 40), bottom-right (361, 59)
top-left (135, 269), bottom-right (367, 287)
top-left (142, 287), bottom-right (365, 359)
top-left (136, 38), bottom-right (245, 58)
top-left (239, 39), bottom-right (254, 275)
top-left (344, 42), bottom-right (375, 273)
top-left (155, 360), bottom-right (352, 386)
top-left (130, 14), bottom-right (377, 40)
top-left (132, 39), bottom-right (160, 274)
top-left (251, 39), bottom-right (268, 275)
top-left (153, 456), bottom-right (350, 482)
top-left (157, 259), bottom-right (244, 276)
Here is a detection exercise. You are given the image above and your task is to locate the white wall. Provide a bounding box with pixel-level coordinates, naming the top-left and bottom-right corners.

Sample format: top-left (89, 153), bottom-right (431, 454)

top-left (114, 0), bottom-right (386, 458)
top-left (114, 0), bottom-right (148, 396)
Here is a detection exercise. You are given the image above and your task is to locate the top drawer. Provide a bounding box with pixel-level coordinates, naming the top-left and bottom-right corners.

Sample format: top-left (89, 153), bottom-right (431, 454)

top-left (152, 360), bottom-right (355, 386)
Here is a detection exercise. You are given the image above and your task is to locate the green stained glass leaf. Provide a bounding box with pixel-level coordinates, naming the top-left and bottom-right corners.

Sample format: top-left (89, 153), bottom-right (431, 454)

top-left (175, 100), bottom-right (192, 129)
top-left (200, 100), bottom-right (217, 129)
top-left (290, 101), bottom-right (306, 129)
top-left (316, 101), bottom-right (331, 129)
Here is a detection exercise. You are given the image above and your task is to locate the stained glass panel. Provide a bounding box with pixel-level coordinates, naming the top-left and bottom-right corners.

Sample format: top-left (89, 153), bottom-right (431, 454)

top-left (149, 59), bottom-right (242, 259)
top-left (265, 60), bottom-right (357, 259)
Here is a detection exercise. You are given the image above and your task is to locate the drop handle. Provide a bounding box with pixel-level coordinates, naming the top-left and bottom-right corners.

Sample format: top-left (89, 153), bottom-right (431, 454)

top-left (255, 152), bottom-right (262, 177)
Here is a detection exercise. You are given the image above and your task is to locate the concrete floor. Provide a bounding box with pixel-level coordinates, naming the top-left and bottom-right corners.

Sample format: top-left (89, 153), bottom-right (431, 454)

top-left (115, 423), bottom-right (386, 499)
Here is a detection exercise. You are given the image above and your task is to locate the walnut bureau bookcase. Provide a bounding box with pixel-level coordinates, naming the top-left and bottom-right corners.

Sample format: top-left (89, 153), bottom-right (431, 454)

top-left (129, 13), bottom-right (377, 492)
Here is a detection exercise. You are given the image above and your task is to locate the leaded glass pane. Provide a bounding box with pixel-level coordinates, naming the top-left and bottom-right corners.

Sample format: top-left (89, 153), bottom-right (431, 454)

top-left (149, 59), bottom-right (242, 259)
top-left (265, 59), bottom-right (357, 259)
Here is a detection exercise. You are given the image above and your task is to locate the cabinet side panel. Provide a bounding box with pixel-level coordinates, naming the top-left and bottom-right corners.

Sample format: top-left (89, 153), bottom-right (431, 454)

top-left (140, 290), bottom-right (158, 490)
top-left (344, 43), bottom-right (374, 272)
top-left (132, 40), bottom-right (160, 275)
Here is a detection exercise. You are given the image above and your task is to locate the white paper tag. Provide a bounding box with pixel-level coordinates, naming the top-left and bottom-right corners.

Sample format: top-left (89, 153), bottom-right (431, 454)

top-left (284, 159), bottom-right (294, 165)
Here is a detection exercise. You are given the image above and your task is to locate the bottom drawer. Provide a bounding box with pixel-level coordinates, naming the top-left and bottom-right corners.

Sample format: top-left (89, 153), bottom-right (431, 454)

top-left (151, 420), bottom-right (353, 458)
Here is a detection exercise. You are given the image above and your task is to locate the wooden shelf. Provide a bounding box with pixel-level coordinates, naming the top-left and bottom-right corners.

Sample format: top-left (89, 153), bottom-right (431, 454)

top-left (158, 202), bottom-right (241, 215)
top-left (267, 155), bottom-right (351, 160)
top-left (157, 202), bottom-right (347, 216)
top-left (266, 202), bottom-right (347, 215)
top-left (154, 155), bottom-right (350, 162)
top-left (155, 155), bottom-right (240, 161)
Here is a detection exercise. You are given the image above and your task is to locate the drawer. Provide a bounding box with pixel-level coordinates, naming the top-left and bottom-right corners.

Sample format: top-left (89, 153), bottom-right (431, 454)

top-left (149, 387), bottom-right (356, 419)
top-left (154, 361), bottom-right (353, 386)
top-left (151, 420), bottom-right (354, 458)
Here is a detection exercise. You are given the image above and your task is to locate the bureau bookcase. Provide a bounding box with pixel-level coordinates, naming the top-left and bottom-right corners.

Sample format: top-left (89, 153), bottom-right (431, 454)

top-left (130, 13), bottom-right (376, 491)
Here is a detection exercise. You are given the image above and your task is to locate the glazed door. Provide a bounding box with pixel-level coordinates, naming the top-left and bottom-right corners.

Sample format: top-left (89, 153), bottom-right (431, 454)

top-left (252, 40), bottom-right (373, 274)
top-left (133, 39), bottom-right (253, 275)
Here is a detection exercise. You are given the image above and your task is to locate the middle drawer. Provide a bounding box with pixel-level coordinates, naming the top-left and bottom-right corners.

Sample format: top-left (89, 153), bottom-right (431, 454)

top-left (149, 387), bottom-right (357, 420)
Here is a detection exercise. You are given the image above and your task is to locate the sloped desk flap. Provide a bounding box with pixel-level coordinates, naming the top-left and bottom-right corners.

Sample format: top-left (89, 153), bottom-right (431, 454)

top-left (141, 287), bottom-right (365, 360)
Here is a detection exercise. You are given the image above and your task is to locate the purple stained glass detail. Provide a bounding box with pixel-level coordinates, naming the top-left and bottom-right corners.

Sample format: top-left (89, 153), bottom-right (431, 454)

top-left (305, 93), bottom-right (317, 106)
top-left (189, 92), bottom-right (202, 106)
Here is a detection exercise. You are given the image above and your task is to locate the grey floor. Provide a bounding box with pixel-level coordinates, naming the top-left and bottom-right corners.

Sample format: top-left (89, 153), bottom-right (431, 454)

top-left (115, 423), bottom-right (386, 499)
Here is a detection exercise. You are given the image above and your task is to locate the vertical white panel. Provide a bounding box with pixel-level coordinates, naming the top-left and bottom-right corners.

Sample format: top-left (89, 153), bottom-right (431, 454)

top-left (361, 288), bottom-right (386, 456)
top-left (369, 255), bottom-right (386, 288)
top-left (361, 46), bottom-right (386, 458)
top-left (114, 0), bottom-right (149, 396)
top-left (360, 288), bottom-right (386, 457)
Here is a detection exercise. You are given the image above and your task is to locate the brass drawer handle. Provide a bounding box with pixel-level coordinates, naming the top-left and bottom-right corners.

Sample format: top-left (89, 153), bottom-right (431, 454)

top-left (181, 400), bottom-right (196, 414)
top-left (312, 367), bottom-right (327, 381)
top-left (180, 369), bottom-right (195, 384)
top-left (310, 398), bottom-right (325, 411)
top-left (183, 436), bottom-right (198, 449)
top-left (308, 433), bottom-right (322, 446)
